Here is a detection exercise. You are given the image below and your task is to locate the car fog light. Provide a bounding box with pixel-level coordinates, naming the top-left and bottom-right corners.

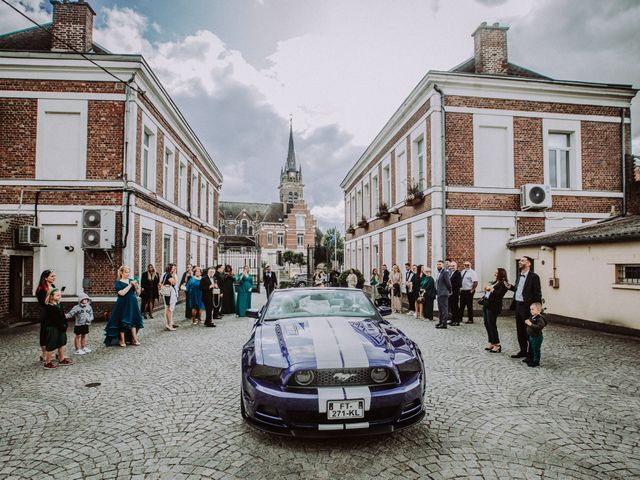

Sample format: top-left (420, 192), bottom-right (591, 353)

top-left (370, 367), bottom-right (389, 383)
top-left (294, 370), bottom-right (315, 386)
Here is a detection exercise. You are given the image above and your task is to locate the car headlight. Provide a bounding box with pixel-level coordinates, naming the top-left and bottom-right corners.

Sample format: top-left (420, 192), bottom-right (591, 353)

top-left (370, 367), bottom-right (389, 383)
top-left (251, 364), bottom-right (283, 384)
top-left (294, 370), bottom-right (315, 386)
top-left (396, 358), bottom-right (421, 373)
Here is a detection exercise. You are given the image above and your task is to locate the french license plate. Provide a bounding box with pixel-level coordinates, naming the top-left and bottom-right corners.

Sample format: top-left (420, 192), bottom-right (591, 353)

top-left (327, 399), bottom-right (365, 420)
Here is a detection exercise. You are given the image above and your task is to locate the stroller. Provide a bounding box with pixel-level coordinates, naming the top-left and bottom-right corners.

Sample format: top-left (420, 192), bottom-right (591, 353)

top-left (374, 284), bottom-right (391, 308)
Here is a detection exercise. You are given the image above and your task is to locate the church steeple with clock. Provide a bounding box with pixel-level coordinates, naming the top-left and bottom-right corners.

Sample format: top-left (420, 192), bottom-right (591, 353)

top-left (278, 120), bottom-right (304, 211)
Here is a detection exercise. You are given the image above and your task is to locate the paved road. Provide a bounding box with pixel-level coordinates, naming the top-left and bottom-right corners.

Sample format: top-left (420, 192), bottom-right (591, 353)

top-left (1, 293), bottom-right (639, 480)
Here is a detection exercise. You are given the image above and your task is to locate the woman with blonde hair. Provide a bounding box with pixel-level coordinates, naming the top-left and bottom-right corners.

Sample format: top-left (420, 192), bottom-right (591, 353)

top-left (388, 264), bottom-right (403, 314)
top-left (104, 266), bottom-right (143, 347)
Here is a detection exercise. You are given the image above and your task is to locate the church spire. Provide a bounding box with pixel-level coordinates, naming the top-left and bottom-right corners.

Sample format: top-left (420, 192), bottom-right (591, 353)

top-left (285, 117), bottom-right (297, 173)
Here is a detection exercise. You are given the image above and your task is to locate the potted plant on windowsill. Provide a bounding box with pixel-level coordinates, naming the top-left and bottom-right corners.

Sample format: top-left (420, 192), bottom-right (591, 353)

top-left (406, 183), bottom-right (425, 205)
top-left (346, 224), bottom-right (355, 234)
top-left (377, 203), bottom-right (390, 220)
top-left (358, 216), bottom-right (369, 229)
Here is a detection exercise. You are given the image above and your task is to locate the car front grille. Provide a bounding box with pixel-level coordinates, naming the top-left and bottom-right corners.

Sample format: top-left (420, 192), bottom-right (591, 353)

top-left (287, 368), bottom-right (395, 388)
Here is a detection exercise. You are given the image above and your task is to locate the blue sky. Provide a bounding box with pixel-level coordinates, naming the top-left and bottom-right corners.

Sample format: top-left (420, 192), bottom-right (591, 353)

top-left (2, 0), bottom-right (639, 229)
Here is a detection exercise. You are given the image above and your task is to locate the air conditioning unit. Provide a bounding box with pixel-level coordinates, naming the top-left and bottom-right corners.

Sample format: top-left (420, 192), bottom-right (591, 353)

top-left (18, 225), bottom-right (44, 246)
top-left (82, 209), bottom-right (116, 249)
top-left (521, 184), bottom-right (552, 211)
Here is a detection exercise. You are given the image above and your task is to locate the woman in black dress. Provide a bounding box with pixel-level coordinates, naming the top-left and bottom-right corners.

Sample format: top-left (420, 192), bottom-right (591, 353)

top-left (35, 269), bottom-right (56, 361)
top-left (41, 288), bottom-right (72, 369)
top-left (220, 265), bottom-right (236, 315)
top-left (140, 264), bottom-right (160, 319)
top-left (482, 267), bottom-right (509, 353)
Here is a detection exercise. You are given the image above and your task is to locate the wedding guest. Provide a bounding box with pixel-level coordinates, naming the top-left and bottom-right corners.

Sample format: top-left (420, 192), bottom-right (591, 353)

top-left (140, 264), bottom-right (159, 319)
top-left (104, 266), bottom-right (143, 347)
top-left (236, 265), bottom-right (254, 317)
top-left (187, 266), bottom-right (205, 325)
top-left (220, 265), bottom-right (236, 314)
top-left (160, 264), bottom-right (178, 331)
top-left (35, 269), bottom-right (56, 361)
top-left (41, 288), bottom-right (72, 369)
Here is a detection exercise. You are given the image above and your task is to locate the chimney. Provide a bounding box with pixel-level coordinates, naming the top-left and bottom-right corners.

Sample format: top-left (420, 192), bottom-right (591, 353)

top-left (50, 0), bottom-right (96, 53)
top-left (472, 22), bottom-right (509, 75)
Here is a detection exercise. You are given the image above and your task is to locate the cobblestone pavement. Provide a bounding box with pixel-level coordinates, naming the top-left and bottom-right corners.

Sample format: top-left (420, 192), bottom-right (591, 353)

top-left (1, 293), bottom-right (639, 480)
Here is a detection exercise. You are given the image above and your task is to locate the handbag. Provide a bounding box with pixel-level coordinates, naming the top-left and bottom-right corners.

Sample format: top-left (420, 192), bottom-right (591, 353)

top-left (212, 288), bottom-right (221, 295)
top-left (159, 274), bottom-right (172, 297)
top-left (477, 296), bottom-right (487, 306)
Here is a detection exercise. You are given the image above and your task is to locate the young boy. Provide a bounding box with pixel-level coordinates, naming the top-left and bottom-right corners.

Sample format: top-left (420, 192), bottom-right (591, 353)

top-left (66, 293), bottom-right (94, 355)
top-left (525, 302), bottom-right (546, 367)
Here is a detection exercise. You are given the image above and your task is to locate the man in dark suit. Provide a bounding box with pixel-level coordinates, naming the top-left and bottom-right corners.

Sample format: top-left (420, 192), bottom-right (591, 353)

top-left (263, 265), bottom-right (277, 298)
top-left (448, 261), bottom-right (462, 326)
top-left (507, 256), bottom-right (542, 360)
top-left (404, 263), bottom-right (416, 312)
top-left (435, 260), bottom-right (452, 329)
top-left (200, 267), bottom-right (217, 327)
top-left (213, 265), bottom-right (224, 319)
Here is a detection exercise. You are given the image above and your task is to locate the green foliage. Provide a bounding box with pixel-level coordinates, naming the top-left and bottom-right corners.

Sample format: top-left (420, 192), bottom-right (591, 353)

top-left (322, 227), bottom-right (344, 267)
top-left (337, 269), bottom-right (365, 289)
top-left (279, 280), bottom-right (292, 289)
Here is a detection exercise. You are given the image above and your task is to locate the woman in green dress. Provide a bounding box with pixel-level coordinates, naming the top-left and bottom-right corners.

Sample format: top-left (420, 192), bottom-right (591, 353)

top-left (235, 265), bottom-right (253, 317)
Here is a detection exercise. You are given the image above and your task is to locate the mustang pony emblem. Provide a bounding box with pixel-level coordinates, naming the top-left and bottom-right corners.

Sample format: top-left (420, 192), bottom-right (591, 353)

top-left (333, 372), bottom-right (356, 382)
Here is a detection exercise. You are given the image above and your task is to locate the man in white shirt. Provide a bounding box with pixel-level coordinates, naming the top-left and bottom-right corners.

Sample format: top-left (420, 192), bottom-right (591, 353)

top-left (459, 261), bottom-right (478, 324)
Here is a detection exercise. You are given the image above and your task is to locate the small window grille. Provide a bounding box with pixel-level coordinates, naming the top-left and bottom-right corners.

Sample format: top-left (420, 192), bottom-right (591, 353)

top-left (616, 264), bottom-right (640, 285)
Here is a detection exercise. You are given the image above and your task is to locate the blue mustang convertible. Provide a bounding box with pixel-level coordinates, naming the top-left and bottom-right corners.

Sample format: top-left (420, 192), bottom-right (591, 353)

top-left (241, 288), bottom-right (426, 437)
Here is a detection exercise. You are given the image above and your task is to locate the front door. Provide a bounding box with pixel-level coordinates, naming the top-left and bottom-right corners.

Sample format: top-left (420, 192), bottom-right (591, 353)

top-left (8, 256), bottom-right (23, 321)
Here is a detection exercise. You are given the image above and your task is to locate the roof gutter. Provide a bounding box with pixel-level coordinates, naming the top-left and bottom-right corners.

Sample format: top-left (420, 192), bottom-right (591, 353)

top-left (621, 108), bottom-right (627, 215)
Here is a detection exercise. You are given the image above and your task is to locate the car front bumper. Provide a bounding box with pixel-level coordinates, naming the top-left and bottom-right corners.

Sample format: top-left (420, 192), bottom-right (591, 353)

top-left (241, 373), bottom-right (425, 437)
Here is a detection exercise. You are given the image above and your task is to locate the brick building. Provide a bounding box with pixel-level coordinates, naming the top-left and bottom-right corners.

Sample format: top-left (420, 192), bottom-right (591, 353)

top-left (0, 0), bottom-right (222, 325)
top-left (341, 22), bottom-right (637, 289)
top-left (219, 123), bottom-right (316, 274)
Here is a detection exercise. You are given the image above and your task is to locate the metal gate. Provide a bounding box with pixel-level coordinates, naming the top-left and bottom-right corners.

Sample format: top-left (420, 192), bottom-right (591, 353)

top-left (219, 247), bottom-right (261, 292)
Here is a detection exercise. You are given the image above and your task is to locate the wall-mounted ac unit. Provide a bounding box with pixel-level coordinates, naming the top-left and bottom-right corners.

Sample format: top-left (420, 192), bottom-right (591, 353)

top-left (18, 225), bottom-right (44, 246)
top-left (81, 209), bottom-right (116, 249)
top-left (521, 184), bottom-right (552, 211)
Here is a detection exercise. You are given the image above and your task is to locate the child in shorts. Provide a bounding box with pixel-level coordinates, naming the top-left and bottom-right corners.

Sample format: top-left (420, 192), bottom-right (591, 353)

top-left (66, 293), bottom-right (94, 355)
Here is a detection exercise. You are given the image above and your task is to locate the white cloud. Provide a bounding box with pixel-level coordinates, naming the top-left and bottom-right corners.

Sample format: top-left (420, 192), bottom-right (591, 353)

top-left (311, 201), bottom-right (344, 227)
top-left (0, 0), bottom-right (50, 33)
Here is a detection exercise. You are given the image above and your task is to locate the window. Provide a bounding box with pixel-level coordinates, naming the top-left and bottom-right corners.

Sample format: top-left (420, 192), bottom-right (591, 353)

top-left (241, 219), bottom-right (248, 235)
top-left (413, 138), bottom-right (425, 190)
top-left (178, 161), bottom-right (188, 208)
top-left (355, 189), bottom-right (362, 221)
top-left (267, 232), bottom-right (273, 245)
top-left (200, 181), bottom-right (207, 219)
top-left (248, 226), bottom-right (254, 235)
top-left (277, 232), bottom-right (284, 247)
top-left (473, 114), bottom-right (513, 188)
top-left (288, 192), bottom-right (294, 204)
top-left (294, 192), bottom-right (299, 202)
top-left (382, 165), bottom-right (391, 205)
top-left (395, 151), bottom-right (407, 202)
top-left (163, 148), bottom-right (174, 200)
top-left (141, 229), bottom-right (152, 274)
top-left (191, 173), bottom-right (198, 214)
top-left (220, 224), bottom-right (226, 234)
top-left (615, 264), bottom-right (640, 285)
top-left (142, 130), bottom-right (154, 189)
top-left (296, 214), bottom-right (305, 230)
top-left (548, 133), bottom-right (571, 189)
top-left (163, 234), bottom-right (171, 270)
top-left (372, 175), bottom-right (379, 213)
top-left (345, 197), bottom-right (351, 227)
top-left (36, 99), bottom-right (88, 180)
top-left (208, 189), bottom-right (214, 224)
top-left (363, 182), bottom-right (370, 219)
top-left (297, 233), bottom-right (304, 248)
top-left (235, 224), bottom-right (241, 235)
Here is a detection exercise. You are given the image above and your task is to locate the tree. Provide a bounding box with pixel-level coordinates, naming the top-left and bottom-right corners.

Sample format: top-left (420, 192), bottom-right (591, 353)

top-left (282, 250), bottom-right (296, 275)
top-left (293, 252), bottom-right (306, 270)
top-left (322, 227), bottom-right (344, 269)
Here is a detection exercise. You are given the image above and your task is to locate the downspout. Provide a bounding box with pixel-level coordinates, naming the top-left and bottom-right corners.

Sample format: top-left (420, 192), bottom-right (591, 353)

top-left (121, 76), bottom-right (136, 249)
top-left (434, 84), bottom-right (447, 261)
top-left (621, 108), bottom-right (627, 216)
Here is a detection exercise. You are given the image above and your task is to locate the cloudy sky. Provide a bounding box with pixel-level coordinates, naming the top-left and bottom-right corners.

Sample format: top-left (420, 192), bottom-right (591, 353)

top-left (3, 0), bottom-right (639, 229)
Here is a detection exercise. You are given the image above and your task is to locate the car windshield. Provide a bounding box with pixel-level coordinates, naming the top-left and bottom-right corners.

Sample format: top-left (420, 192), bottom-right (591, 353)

top-left (264, 289), bottom-right (377, 320)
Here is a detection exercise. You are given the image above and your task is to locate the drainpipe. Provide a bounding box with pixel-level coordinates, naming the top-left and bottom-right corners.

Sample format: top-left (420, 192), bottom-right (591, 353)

top-left (621, 108), bottom-right (627, 216)
top-left (434, 84), bottom-right (447, 261)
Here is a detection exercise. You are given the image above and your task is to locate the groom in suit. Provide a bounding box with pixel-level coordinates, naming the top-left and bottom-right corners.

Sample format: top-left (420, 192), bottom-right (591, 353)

top-left (200, 267), bottom-right (218, 328)
top-left (434, 260), bottom-right (452, 329)
top-left (263, 265), bottom-right (277, 298)
top-left (507, 256), bottom-right (542, 360)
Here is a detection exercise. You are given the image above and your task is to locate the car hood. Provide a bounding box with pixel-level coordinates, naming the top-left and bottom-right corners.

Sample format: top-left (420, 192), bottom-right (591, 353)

top-left (257, 316), bottom-right (413, 369)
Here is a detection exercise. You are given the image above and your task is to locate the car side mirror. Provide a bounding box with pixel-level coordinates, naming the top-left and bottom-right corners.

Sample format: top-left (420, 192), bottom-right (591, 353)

top-left (246, 309), bottom-right (260, 319)
top-left (378, 305), bottom-right (392, 317)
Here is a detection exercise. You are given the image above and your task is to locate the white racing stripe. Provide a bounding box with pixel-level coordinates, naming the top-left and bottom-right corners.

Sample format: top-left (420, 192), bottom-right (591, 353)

top-left (343, 386), bottom-right (372, 411)
top-left (309, 318), bottom-right (343, 369)
top-left (317, 387), bottom-right (345, 413)
top-left (327, 318), bottom-right (370, 369)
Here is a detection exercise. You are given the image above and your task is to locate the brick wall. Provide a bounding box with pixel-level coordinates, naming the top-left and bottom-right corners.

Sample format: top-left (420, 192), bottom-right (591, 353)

top-left (0, 98), bottom-right (37, 178)
top-left (581, 121), bottom-right (622, 191)
top-left (445, 112), bottom-right (474, 185)
top-left (51, 0), bottom-right (94, 53)
top-left (0, 79), bottom-right (122, 94)
top-left (446, 216), bottom-right (475, 265)
top-left (514, 116), bottom-right (543, 185)
top-left (473, 24), bottom-right (508, 75)
top-left (87, 100), bottom-right (125, 179)
top-left (517, 217), bottom-right (545, 237)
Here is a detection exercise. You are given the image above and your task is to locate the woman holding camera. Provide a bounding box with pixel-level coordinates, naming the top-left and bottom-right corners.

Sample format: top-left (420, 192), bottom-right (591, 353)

top-left (482, 267), bottom-right (509, 353)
